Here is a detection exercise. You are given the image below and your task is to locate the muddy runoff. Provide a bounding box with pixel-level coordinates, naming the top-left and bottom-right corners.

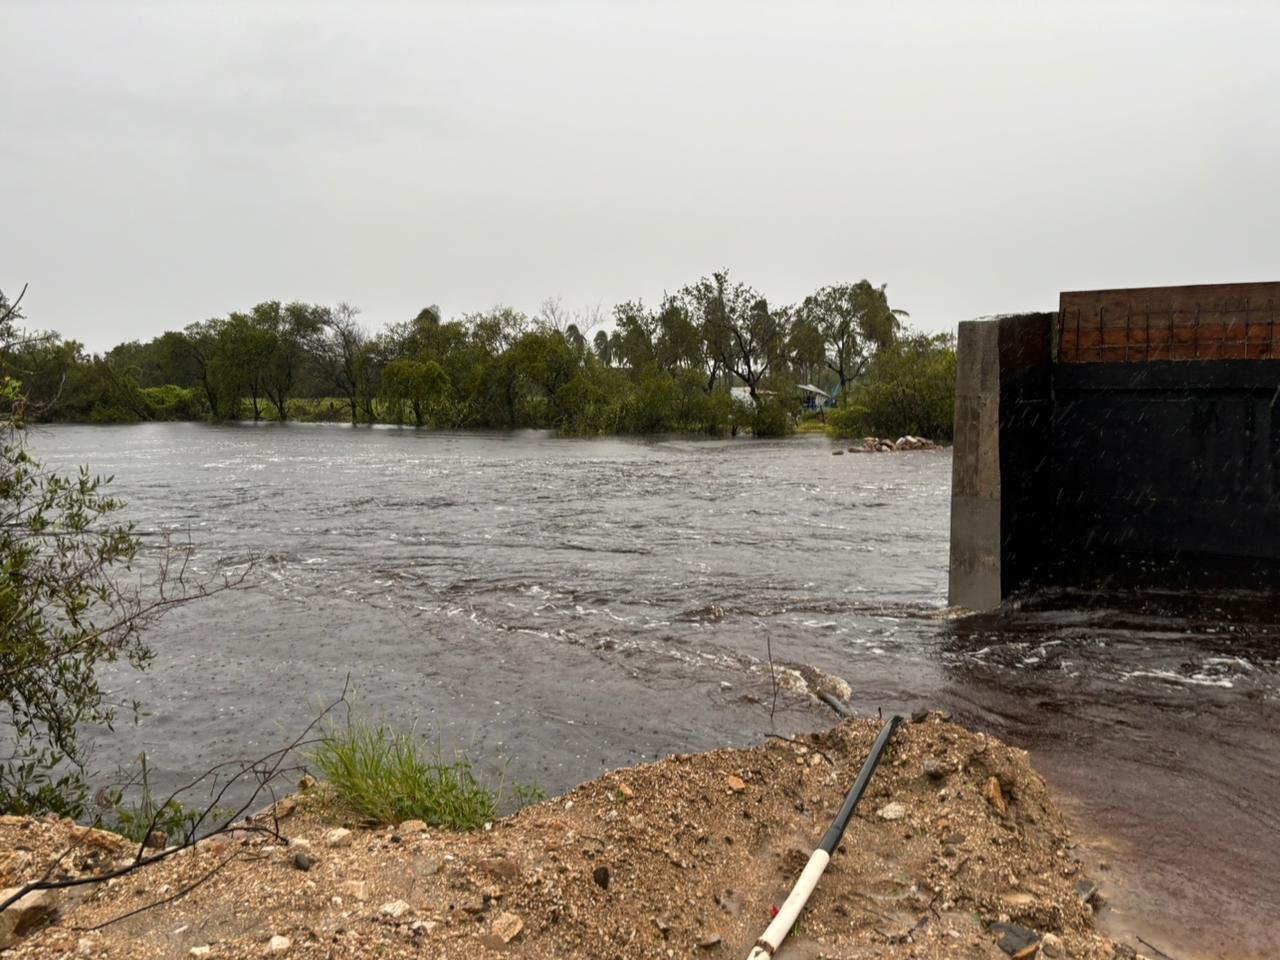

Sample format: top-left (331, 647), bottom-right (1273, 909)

top-left (27, 424), bottom-right (1280, 959)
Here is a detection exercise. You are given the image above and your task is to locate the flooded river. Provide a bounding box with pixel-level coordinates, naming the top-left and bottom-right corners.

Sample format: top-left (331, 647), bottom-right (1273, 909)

top-left (30, 423), bottom-right (1280, 959)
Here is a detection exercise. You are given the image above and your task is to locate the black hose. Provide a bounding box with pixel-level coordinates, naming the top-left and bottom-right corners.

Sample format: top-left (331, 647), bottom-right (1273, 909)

top-left (818, 714), bottom-right (902, 855)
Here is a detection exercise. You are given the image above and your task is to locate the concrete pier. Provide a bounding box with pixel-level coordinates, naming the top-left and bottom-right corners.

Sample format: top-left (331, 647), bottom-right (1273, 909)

top-left (949, 283), bottom-right (1280, 609)
top-left (947, 314), bottom-right (1052, 610)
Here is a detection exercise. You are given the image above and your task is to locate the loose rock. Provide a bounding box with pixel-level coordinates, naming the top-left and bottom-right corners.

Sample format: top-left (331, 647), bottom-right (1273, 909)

top-left (989, 921), bottom-right (1039, 957)
top-left (267, 934), bottom-right (291, 954)
top-left (339, 880), bottom-right (368, 901)
top-left (725, 775), bottom-right (746, 793)
top-left (877, 802), bottom-right (907, 821)
top-left (491, 910), bottom-right (524, 943)
top-left (380, 899), bottom-right (412, 919)
top-left (480, 857), bottom-right (520, 882)
top-left (984, 776), bottom-right (1008, 816)
top-left (324, 828), bottom-right (353, 848)
top-left (592, 865), bottom-right (610, 890)
top-left (0, 887), bottom-right (59, 948)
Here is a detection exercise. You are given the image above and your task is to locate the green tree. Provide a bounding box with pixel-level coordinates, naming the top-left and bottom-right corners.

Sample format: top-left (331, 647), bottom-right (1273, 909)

top-left (220, 312), bottom-right (272, 420)
top-left (380, 358), bottom-right (452, 427)
top-left (258, 301), bottom-right (327, 421)
top-left (0, 381), bottom-right (149, 813)
top-left (313, 303), bottom-right (368, 425)
top-left (682, 271), bottom-right (787, 401)
top-left (0, 292), bottom-right (154, 812)
top-left (611, 300), bottom-right (658, 371)
top-left (592, 329), bottom-right (613, 366)
top-left (794, 281), bottom-right (905, 405)
top-left (178, 320), bottom-right (234, 419)
top-left (831, 331), bottom-right (956, 441)
top-left (652, 297), bottom-right (704, 375)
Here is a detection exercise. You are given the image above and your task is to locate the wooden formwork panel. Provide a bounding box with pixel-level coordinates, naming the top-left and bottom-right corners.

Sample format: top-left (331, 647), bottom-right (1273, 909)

top-left (1057, 281), bottom-right (1280, 363)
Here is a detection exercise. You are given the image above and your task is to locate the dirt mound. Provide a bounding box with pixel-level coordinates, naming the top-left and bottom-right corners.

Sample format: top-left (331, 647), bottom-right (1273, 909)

top-left (3, 716), bottom-right (1134, 959)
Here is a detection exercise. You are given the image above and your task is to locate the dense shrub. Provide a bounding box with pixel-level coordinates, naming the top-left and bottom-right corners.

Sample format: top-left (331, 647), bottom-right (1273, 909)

top-left (748, 395), bottom-right (795, 437)
top-left (830, 333), bottom-right (956, 442)
top-left (139, 385), bottom-right (206, 420)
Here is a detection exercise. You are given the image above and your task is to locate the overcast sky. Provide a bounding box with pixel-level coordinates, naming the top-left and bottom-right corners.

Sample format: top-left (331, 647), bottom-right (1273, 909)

top-left (3, 0), bottom-right (1278, 352)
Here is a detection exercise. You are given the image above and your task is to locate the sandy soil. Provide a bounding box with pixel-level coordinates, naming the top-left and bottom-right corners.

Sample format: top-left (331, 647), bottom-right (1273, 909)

top-left (1, 715), bottom-right (1142, 959)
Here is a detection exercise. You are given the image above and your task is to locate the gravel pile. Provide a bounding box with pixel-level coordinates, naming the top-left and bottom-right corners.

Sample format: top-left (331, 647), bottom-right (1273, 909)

top-left (3, 715), bottom-right (1140, 959)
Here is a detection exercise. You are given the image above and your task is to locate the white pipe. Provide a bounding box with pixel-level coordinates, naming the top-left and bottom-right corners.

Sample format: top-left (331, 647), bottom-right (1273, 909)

top-left (745, 848), bottom-right (830, 959)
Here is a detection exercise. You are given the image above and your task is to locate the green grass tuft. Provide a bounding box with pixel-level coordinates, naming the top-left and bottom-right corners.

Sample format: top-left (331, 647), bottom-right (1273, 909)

top-left (308, 716), bottom-right (538, 831)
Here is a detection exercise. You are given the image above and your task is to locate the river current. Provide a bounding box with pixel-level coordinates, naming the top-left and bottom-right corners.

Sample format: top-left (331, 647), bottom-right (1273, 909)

top-left (28, 423), bottom-right (1280, 959)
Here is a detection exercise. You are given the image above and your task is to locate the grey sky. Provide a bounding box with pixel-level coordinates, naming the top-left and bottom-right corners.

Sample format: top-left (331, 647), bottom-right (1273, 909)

top-left (3, 0), bottom-right (1278, 352)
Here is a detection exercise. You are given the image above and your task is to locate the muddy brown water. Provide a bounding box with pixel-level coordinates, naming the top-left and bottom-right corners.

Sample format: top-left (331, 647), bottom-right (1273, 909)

top-left (29, 423), bottom-right (1280, 959)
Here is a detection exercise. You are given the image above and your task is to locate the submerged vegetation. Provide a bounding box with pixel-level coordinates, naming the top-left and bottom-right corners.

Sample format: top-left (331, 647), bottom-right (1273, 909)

top-left (0, 273), bottom-right (955, 441)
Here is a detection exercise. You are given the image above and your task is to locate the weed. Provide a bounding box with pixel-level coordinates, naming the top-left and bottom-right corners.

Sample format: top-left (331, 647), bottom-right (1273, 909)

top-left (101, 754), bottom-right (232, 845)
top-left (511, 781), bottom-right (548, 807)
top-left (308, 715), bottom-right (542, 831)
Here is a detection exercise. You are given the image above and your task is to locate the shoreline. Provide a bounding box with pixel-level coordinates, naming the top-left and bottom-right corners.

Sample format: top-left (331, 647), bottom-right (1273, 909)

top-left (4, 715), bottom-right (1139, 959)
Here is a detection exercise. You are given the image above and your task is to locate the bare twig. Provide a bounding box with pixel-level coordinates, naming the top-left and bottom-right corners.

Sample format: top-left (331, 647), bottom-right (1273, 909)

top-left (766, 634), bottom-right (779, 727)
top-left (0, 679), bottom-right (350, 914)
top-left (75, 851), bottom-right (246, 932)
top-left (1137, 936), bottom-right (1183, 960)
top-left (0, 531), bottom-right (255, 690)
top-left (0, 282), bottom-right (27, 326)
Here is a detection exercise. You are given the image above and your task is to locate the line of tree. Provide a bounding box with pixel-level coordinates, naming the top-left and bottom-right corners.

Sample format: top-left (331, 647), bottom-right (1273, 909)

top-left (0, 273), bottom-right (956, 440)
